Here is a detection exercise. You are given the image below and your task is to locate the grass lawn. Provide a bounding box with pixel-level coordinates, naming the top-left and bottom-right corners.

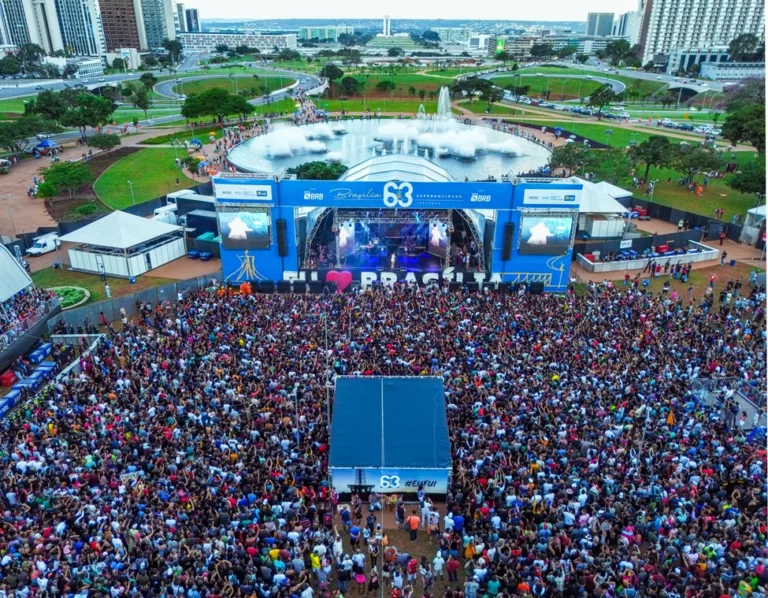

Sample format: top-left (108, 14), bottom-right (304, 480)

top-left (627, 160), bottom-right (758, 222)
top-left (93, 148), bottom-right (197, 209)
top-left (492, 75), bottom-right (603, 100)
top-left (172, 76), bottom-right (295, 98)
top-left (0, 96), bottom-right (33, 118)
top-left (507, 117), bottom-right (655, 147)
top-left (253, 97), bottom-right (299, 115)
top-left (458, 101), bottom-right (528, 116)
top-left (32, 266), bottom-right (176, 304)
top-left (424, 66), bottom-right (492, 78)
top-left (515, 66), bottom-right (666, 96)
top-left (112, 107), bottom-right (181, 124)
top-left (626, 109), bottom-right (721, 123)
top-left (141, 129), bottom-right (222, 145)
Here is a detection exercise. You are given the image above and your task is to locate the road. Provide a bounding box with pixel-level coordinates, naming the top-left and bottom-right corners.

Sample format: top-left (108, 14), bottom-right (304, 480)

top-left (569, 59), bottom-right (724, 93)
top-left (481, 71), bottom-right (627, 94)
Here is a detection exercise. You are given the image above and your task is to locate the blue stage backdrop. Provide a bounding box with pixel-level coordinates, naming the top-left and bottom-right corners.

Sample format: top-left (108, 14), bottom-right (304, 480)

top-left (214, 176), bottom-right (583, 291)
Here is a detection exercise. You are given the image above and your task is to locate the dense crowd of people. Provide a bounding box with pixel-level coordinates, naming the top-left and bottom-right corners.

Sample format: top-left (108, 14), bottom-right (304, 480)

top-left (2, 281), bottom-right (766, 598)
top-left (0, 288), bottom-right (57, 349)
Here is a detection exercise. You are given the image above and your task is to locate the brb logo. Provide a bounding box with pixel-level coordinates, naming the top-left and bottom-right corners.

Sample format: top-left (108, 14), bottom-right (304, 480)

top-left (304, 191), bottom-right (324, 200)
top-left (382, 182), bottom-right (413, 208)
top-left (470, 193), bottom-right (492, 202)
top-left (379, 475), bottom-right (401, 489)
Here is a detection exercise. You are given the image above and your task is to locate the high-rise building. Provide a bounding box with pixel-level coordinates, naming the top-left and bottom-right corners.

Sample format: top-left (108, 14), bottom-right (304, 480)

top-left (382, 15), bottom-right (390, 37)
top-left (432, 27), bottom-right (470, 43)
top-left (184, 7), bottom-right (198, 32)
top-left (586, 12), bottom-right (614, 37)
top-left (100, 0), bottom-right (147, 51)
top-left (140, 0), bottom-right (174, 48)
top-left (0, 0), bottom-right (36, 46)
top-left (45, 0), bottom-right (106, 55)
top-left (612, 11), bottom-right (637, 40)
top-left (175, 1), bottom-right (184, 31)
top-left (637, 0), bottom-right (765, 64)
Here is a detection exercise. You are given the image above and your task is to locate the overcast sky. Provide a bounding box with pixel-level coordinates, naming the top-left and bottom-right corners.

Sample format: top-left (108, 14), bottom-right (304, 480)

top-left (187, 0), bottom-right (638, 22)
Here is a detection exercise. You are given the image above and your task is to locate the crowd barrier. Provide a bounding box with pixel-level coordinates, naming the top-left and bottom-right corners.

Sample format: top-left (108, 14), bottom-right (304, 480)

top-left (577, 241), bottom-right (719, 274)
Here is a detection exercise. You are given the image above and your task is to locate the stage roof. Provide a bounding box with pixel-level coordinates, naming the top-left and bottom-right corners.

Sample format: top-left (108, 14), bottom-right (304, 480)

top-left (340, 155), bottom-right (454, 183)
top-left (0, 245), bottom-right (33, 303)
top-left (58, 212), bottom-right (182, 250)
top-left (329, 377), bottom-right (451, 469)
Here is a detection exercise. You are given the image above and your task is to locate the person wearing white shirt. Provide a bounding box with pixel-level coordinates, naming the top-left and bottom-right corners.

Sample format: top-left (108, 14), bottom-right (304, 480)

top-left (433, 554), bottom-right (445, 580)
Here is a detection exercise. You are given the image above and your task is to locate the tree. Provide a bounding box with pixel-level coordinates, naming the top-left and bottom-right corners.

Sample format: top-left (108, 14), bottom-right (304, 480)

top-left (549, 144), bottom-right (591, 173)
top-left (139, 72), bottom-right (158, 91)
top-left (142, 55), bottom-right (158, 68)
top-left (0, 56), bottom-right (21, 76)
top-left (0, 116), bottom-right (59, 154)
top-left (422, 30), bottom-right (439, 42)
top-left (26, 90), bottom-right (68, 123)
top-left (60, 93), bottom-right (115, 134)
top-left (722, 104), bottom-right (765, 154)
top-left (87, 133), bottom-right (121, 153)
top-left (375, 80), bottom-right (396, 93)
top-left (575, 54), bottom-right (588, 64)
top-left (585, 147), bottom-right (637, 185)
top-left (62, 64), bottom-right (79, 79)
top-left (418, 89), bottom-right (426, 101)
top-left (215, 44), bottom-right (229, 54)
top-left (387, 47), bottom-right (404, 57)
top-left (18, 43), bottom-right (45, 66)
top-left (586, 84), bottom-right (617, 118)
top-left (111, 57), bottom-right (125, 71)
top-left (726, 157), bottom-right (765, 195)
top-left (285, 161), bottom-right (347, 180)
top-left (408, 86), bottom-right (416, 99)
top-left (38, 162), bottom-right (93, 200)
top-left (659, 93), bottom-right (676, 109)
top-left (496, 51), bottom-right (511, 64)
top-left (183, 156), bottom-right (200, 177)
top-left (163, 38), bottom-right (183, 63)
top-left (319, 64), bottom-right (344, 82)
top-left (181, 88), bottom-right (253, 122)
top-left (340, 76), bottom-right (360, 95)
top-left (673, 146), bottom-right (723, 182)
top-left (530, 43), bottom-right (554, 58)
top-left (723, 77), bottom-right (765, 112)
top-left (132, 85), bottom-right (151, 117)
top-left (556, 46), bottom-right (577, 58)
top-left (630, 135), bottom-right (677, 180)
top-left (604, 39), bottom-right (631, 65)
top-left (484, 88), bottom-right (502, 108)
top-left (728, 33), bottom-right (762, 62)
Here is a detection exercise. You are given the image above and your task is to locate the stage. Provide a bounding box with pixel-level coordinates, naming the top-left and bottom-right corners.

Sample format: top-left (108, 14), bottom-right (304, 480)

top-left (329, 377), bottom-right (451, 496)
top-left (342, 251), bottom-right (445, 272)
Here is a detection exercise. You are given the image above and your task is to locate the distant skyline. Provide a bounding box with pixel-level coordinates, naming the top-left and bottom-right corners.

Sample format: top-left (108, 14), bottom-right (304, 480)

top-left (182, 0), bottom-right (637, 22)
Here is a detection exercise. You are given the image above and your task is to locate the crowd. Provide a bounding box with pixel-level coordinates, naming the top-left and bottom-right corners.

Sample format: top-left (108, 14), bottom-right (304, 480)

top-left (1, 280), bottom-right (766, 598)
top-left (0, 287), bottom-right (57, 348)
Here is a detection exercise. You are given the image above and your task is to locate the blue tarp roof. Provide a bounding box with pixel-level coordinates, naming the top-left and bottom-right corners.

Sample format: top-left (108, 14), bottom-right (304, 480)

top-left (329, 377), bottom-right (451, 469)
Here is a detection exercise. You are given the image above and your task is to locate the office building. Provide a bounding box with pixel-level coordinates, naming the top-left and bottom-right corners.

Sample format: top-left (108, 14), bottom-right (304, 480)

top-left (586, 12), bottom-right (614, 37)
top-left (44, 55), bottom-right (104, 77)
top-left (666, 46), bottom-right (729, 74)
top-left (432, 27), bottom-right (470, 43)
top-left (175, 1), bottom-right (184, 31)
top-left (468, 34), bottom-right (495, 55)
top-left (178, 31), bottom-right (296, 53)
top-left (298, 25), bottom-right (354, 42)
top-left (49, 0), bottom-right (107, 55)
top-left (382, 15), bottom-right (390, 37)
top-left (637, 0), bottom-right (765, 65)
top-left (700, 61), bottom-right (764, 80)
top-left (0, 0), bottom-right (33, 46)
top-left (140, 0), bottom-right (174, 48)
top-left (612, 11), bottom-right (638, 42)
top-left (100, 0), bottom-right (147, 51)
top-left (104, 46), bottom-right (140, 68)
top-left (184, 7), bottom-right (198, 32)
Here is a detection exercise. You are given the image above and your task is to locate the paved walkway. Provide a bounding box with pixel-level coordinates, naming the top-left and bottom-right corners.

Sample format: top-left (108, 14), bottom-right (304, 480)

top-left (0, 128), bottom-right (185, 238)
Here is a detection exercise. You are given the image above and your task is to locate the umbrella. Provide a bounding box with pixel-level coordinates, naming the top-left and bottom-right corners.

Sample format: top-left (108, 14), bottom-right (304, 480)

top-left (190, 139), bottom-right (202, 145)
top-left (209, 132), bottom-right (216, 136)
top-left (554, 126), bottom-right (563, 132)
top-left (37, 139), bottom-right (56, 148)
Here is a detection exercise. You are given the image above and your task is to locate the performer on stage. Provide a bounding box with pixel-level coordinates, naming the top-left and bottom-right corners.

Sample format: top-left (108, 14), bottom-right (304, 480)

top-left (390, 252), bottom-right (396, 269)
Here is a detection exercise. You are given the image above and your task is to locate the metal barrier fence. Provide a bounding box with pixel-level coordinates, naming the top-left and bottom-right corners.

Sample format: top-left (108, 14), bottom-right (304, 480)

top-left (0, 298), bottom-right (60, 352)
top-left (47, 273), bottom-right (222, 333)
top-left (691, 377), bottom-right (767, 430)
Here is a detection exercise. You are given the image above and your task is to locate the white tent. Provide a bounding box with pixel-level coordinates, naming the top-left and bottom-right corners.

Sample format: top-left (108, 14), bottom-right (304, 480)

top-left (0, 244), bottom-right (33, 303)
top-left (745, 205), bottom-right (766, 228)
top-left (59, 211), bottom-right (186, 278)
top-left (59, 211), bottom-right (182, 249)
top-left (572, 178), bottom-right (629, 239)
top-left (593, 181), bottom-right (633, 201)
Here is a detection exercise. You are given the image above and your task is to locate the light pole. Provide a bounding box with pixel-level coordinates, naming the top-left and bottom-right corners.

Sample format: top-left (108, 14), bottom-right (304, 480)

top-left (127, 180), bottom-right (135, 205)
top-left (560, 78), bottom-right (566, 101)
top-left (650, 178), bottom-right (659, 202)
top-left (675, 85), bottom-right (684, 110)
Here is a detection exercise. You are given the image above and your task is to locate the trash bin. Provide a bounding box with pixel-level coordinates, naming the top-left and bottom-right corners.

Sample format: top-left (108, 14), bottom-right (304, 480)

top-left (129, 276), bottom-right (136, 284)
top-left (730, 259), bottom-right (736, 267)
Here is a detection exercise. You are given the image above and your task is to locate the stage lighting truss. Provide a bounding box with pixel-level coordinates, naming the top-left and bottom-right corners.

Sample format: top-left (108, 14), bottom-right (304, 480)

top-left (334, 209), bottom-right (452, 225)
top-left (301, 208), bottom-right (334, 270)
top-left (455, 209), bottom-right (486, 272)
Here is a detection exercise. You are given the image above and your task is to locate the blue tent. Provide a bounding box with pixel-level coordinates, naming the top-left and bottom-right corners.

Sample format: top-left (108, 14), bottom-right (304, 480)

top-left (190, 139), bottom-right (203, 146)
top-left (36, 139), bottom-right (56, 148)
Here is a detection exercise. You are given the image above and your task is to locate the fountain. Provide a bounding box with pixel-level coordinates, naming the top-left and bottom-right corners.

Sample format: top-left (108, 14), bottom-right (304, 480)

top-left (227, 86), bottom-right (550, 179)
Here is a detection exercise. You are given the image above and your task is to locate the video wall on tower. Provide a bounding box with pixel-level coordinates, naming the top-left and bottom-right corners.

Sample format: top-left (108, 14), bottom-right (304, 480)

top-left (218, 205), bottom-right (272, 250)
top-left (518, 215), bottom-right (574, 255)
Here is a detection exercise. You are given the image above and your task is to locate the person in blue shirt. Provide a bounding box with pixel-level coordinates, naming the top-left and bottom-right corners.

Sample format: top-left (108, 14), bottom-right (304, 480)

top-left (349, 524), bottom-right (361, 548)
top-left (452, 514), bottom-right (464, 534)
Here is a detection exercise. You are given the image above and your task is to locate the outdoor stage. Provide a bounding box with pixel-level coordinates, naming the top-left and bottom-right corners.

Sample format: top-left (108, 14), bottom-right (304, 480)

top-left (213, 162), bottom-right (585, 292)
top-left (329, 377), bottom-right (451, 496)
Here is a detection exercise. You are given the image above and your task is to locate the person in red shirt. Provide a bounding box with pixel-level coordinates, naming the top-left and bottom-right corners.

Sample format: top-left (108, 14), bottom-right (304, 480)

top-left (447, 555), bottom-right (460, 583)
top-left (407, 557), bottom-right (418, 583)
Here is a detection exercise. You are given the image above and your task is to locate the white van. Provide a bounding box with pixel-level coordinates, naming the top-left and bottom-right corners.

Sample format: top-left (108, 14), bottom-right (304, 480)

top-left (27, 233), bottom-right (60, 256)
top-left (152, 204), bottom-right (178, 224)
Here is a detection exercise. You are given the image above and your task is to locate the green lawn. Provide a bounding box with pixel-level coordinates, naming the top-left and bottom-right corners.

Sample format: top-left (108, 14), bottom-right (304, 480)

top-left (424, 66), bottom-right (494, 78)
top-left (491, 75), bottom-right (603, 100)
top-left (317, 98), bottom-right (458, 114)
top-left (0, 96), bottom-right (33, 118)
top-left (32, 266), bottom-right (176, 304)
top-left (140, 129), bottom-right (222, 145)
top-left (507, 118), bottom-right (655, 147)
top-left (458, 101), bottom-right (528, 116)
top-left (514, 66), bottom-right (666, 96)
top-left (628, 157), bottom-right (758, 222)
top-left (111, 107), bottom-right (181, 124)
top-left (172, 76), bottom-right (295, 98)
top-left (93, 148), bottom-right (197, 209)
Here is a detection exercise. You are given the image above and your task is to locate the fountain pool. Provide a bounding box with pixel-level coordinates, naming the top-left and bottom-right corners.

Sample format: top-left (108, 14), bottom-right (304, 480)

top-left (227, 88), bottom-right (551, 180)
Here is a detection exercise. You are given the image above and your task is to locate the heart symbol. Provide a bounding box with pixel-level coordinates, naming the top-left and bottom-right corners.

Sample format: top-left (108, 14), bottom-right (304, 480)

top-left (325, 270), bottom-right (353, 292)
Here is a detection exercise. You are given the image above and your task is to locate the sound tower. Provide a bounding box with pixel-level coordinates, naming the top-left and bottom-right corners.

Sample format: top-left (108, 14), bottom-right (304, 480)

top-left (276, 218), bottom-right (288, 257)
top-left (501, 222), bottom-right (514, 261)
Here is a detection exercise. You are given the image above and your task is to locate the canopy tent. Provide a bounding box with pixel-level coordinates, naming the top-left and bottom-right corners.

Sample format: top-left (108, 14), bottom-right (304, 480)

top-left (59, 212), bottom-right (186, 278)
top-left (573, 178), bottom-right (630, 214)
top-left (593, 180), bottom-right (633, 200)
top-left (59, 211), bottom-right (182, 249)
top-left (745, 205), bottom-right (766, 228)
top-left (0, 245), bottom-right (33, 303)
